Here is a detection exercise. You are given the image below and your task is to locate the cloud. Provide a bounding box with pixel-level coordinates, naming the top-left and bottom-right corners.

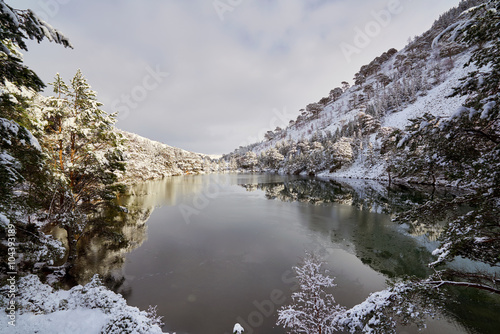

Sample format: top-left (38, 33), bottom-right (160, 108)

top-left (16, 0), bottom-right (460, 154)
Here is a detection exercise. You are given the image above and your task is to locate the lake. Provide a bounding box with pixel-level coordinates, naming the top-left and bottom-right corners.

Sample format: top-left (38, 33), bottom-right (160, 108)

top-left (77, 174), bottom-right (498, 334)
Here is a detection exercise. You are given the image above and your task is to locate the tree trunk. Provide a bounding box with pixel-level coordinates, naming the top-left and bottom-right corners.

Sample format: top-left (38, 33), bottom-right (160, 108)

top-left (70, 133), bottom-right (76, 191)
top-left (64, 224), bottom-right (78, 264)
top-left (57, 117), bottom-right (64, 171)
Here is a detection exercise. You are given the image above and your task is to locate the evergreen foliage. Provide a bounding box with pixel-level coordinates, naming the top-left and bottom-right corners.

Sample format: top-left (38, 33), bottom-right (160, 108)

top-left (392, 0), bottom-right (500, 297)
top-left (0, 0), bottom-right (71, 91)
top-left (0, 0), bottom-right (70, 214)
top-left (36, 70), bottom-right (126, 261)
top-left (0, 1), bottom-right (127, 276)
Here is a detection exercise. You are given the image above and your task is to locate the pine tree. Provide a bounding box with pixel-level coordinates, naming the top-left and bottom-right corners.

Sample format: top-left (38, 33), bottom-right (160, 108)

top-left (449, 0), bottom-right (500, 144)
top-left (39, 70), bottom-right (126, 262)
top-left (239, 151), bottom-right (258, 171)
top-left (329, 87), bottom-right (343, 101)
top-left (263, 148), bottom-right (284, 170)
top-left (0, 0), bottom-right (70, 216)
top-left (0, 0), bottom-right (75, 277)
top-left (0, 0), bottom-right (72, 92)
top-left (306, 103), bottom-right (323, 118)
top-left (391, 0), bottom-right (500, 304)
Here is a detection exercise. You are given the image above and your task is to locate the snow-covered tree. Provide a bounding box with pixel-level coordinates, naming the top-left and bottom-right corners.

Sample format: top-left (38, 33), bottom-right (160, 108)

top-left (326, 137), bottom-right (353, 172)
top-left (341, 81), bottom-right (350, 92)
top-left (393, 114), bottom-right (446, 185)
top-left (357, 112), bottom-right (380, 135)
top-left (233, 323), bottom-right (244, 334)
top-left (319, 97), bottom-right (330, 106)
top-left (306, 103), bottom-right (323, 118)
top-left (438, 41), bottom-right (466, 60)
top-left (0, 0), bottom-right (84, 288)
top-left (264, 130), bottom-right (275, 141)
top-left (0, 115), bottom-right (47, 218)
top-left (277, 252), bottom-right (346, 334)
top-left (388, 0), bottom-right (500, 312)
top-left (238, 151), bottom-right (258, 171)
top-left (229, 157), bottom-right (238, 171)
top-left (329, 87), bottom-right (343, 101)
top-left (0, 0), bottom-right (71, 92)
top-left (262, 147), bottom-right (284, 170)
top-left (449, 0), bottom-right (500, 140)
top-left (38, 70), bottom-right (126, 261)
top-left (0, 0), bottom-right (71, 212)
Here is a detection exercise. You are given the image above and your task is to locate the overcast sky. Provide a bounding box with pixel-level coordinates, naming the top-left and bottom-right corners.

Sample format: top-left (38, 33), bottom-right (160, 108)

top-left (15, 0), bottom-right (460, 155)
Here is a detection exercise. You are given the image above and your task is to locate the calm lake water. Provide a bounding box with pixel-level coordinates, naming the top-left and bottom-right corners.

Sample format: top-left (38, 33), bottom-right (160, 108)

top-left (88, 173), bottom-right (499, 334)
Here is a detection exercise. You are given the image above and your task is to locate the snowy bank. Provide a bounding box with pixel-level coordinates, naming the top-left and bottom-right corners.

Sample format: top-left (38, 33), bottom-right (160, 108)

top-left (0, 275), bottom-right (167, 334)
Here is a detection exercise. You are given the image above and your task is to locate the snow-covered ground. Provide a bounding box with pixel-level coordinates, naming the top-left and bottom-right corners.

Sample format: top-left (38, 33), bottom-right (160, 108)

top-left (319, 158), bottom-right (388, 180)
top-left (381, 52), bottom-right (472, 129)
top-left (0, 275), bottom-right (167, 334)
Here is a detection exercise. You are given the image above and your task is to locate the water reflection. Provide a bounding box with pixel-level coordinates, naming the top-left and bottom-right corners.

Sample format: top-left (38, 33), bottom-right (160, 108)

top-left (245, 177), bottom-right (453, 215)
top-left (243, 178), bottom-right (440, 279)
top-left (239, 176), bottom-right (498, 334)
top-left (70, 205), bottom-right (151, 289)
top-left (72, 174), bottom-right (495, 334)
top-left (250, 177), bottom-right (462, 241)
top-left (71, 175), bottom-right (223, 287)
top-left (96, 175), bottom-right (471, 334)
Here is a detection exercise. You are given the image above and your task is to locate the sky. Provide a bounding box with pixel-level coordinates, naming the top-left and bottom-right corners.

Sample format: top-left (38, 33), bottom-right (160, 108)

top-left (14, 0), bottom-right (461, 155)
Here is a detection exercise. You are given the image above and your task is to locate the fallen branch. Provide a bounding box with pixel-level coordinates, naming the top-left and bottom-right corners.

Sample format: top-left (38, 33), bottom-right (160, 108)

top-left (425, 280), bottom-right (500, 294)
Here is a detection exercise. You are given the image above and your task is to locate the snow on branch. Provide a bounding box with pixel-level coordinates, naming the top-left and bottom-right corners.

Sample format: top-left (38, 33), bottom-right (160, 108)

top-left (423, 280), bottom-right (500, 294)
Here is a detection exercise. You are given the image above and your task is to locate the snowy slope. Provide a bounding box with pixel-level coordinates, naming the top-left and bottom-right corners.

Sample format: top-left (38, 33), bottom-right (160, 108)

top-left (324, 52), bottom-right (475, 181)
top-left (226, 1), bottom-right (482, 183)
top-left (117, 129), bottom-right (219, 183)
top-left (382, 53), bottom-right (472, 129)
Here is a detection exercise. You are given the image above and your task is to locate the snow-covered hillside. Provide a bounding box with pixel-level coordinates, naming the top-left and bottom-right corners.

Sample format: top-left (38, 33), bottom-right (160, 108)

top-left (117, 129), bottom-right (219, 183)
top-left (224, 0), bottom-right (487, 185)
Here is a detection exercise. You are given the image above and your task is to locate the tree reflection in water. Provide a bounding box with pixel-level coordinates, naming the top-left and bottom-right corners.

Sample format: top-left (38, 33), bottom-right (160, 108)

top-left (69, 174), bottom-right (497, 334)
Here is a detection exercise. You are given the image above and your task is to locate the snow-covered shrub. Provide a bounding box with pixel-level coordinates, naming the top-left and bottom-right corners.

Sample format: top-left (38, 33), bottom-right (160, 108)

top-left (68, 275), bottom-right (127, 313)
top-left (21, 231), bottom-right (66, 266)
top-left (1, 274), bottom-right (166, 333)
top-left (12, 274), bottom-right (60, 314)
top-left (101, 307), bottom-right (163, 334)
